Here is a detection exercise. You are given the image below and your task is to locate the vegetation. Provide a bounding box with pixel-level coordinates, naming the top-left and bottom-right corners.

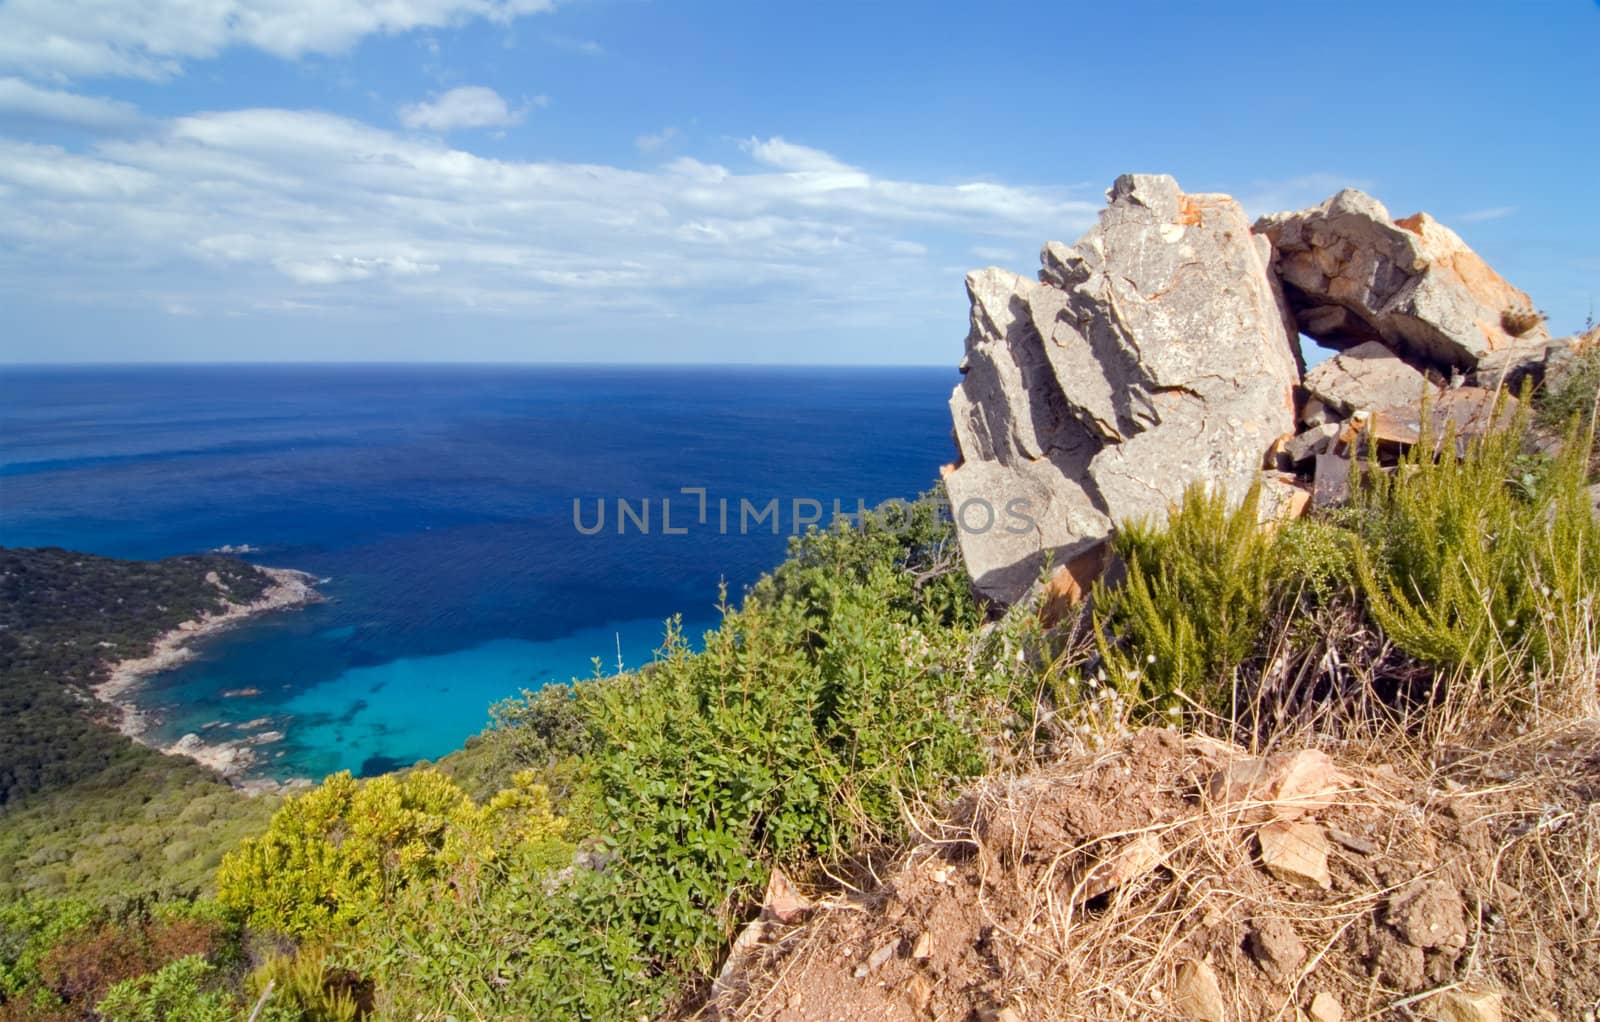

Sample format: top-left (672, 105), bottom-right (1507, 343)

top-left (0, 547), bottom-right (270, 807)
top-left (216, 769), bottom-right (570, 939)
top-left (0, 548), bottom-right (287, 906)
top-left (270, 496), bottom-right (1023, 1019)
top-left (1092, 394), bottom-right (1599, 730)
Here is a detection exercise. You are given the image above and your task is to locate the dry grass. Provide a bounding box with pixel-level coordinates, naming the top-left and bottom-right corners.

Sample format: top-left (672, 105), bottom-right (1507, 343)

top-left (706, 723), bottom-right (1600, 1022)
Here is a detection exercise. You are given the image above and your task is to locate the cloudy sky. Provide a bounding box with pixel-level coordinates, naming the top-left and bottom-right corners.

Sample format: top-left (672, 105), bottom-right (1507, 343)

top-left (0, 1), bottom-right (1595, 364)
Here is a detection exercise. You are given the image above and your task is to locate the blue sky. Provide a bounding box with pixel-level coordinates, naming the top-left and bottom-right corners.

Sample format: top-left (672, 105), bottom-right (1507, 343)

top-left (0, 0), bottom-right (1595, 364)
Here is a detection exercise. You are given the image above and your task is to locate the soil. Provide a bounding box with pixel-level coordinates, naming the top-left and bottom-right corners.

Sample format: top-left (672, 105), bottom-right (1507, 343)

top-left (702, 726), bottom-right (1600, 1022)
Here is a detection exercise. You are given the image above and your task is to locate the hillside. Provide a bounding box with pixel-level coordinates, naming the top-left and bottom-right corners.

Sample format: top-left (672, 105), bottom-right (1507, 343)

top-left (0, 548), bottom-right (307, 902)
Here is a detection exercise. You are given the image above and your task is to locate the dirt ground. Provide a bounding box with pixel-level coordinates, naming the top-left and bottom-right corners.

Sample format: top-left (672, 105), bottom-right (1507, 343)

top-left (703, 726), bottom-right (1600, 1022)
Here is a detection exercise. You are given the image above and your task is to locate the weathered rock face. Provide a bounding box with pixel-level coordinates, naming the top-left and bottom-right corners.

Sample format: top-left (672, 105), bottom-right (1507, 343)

top-left (945, 174), bottom-right (1301, 604)
top-left (1302, 340), bottom-right (1438, 416)
top-left (1255, 190), bottom-right (1548, 370)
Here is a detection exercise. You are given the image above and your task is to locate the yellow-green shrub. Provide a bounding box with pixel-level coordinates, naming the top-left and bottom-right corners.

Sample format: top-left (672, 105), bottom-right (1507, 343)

top-left (216, 769), bottom-right (569, 939)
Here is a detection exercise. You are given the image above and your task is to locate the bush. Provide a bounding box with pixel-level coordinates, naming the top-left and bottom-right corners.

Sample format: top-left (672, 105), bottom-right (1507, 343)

top-left (248, 946), bottom-right (366, 1022)
top-left (1352, 405), bottom-right (1600, 707)
top-left (94, 955), bottom-right (234, 1022)
top-left (316, 495), bottom-right (1026, 1018)
top-left (1093, 483), bottom-right (1289, 713)
top-left (216, 769), bottom-right (570, 940)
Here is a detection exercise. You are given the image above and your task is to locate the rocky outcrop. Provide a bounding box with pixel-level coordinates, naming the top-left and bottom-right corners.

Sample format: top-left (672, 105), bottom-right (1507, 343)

top-left (1255, 190), bottom-right (1548, 370)
top-left (945, 174), bottom-right (1301, 604)
top-left (945, 173), bottom-right (1583, 607)
top-left (1302, 340), bottom-right (1438, 416)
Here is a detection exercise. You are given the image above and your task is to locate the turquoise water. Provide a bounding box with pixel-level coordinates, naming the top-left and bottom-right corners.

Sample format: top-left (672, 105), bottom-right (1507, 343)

top-left (0, 364), bottom-right (958, 779)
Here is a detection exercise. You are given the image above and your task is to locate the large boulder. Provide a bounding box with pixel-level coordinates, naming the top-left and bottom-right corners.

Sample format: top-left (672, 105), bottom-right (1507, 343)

top-left (945, 174), bottom-right (1301, 604)
top-left (1255, 190), bottom-right (1548, 370)
top-left (1302, 340), bottom-right (1439, 416)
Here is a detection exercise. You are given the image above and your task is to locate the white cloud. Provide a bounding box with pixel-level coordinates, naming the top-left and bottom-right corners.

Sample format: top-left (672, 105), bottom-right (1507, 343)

top-left (0, 0), bottom-right (559, 81)
top-left (970, 245), bottom-right (1022, 264)
top-left (546, 34), bottom-right (604, 56)
top-left (1456, 205), bottom-right (1517, 223)
top-left (399, 86), bottom-right (534, 131)
top-left (635, 126), bottom-right (678, 153)
top-left (0, 77), bottom-right (140, 127)
top-left (0, 111), bottom-right (1100, 343)
top-left (742, 136), bottom-right (854, 174)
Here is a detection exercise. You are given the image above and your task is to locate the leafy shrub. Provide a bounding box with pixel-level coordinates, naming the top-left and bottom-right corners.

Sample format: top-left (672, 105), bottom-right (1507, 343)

top-left (94, 955), bottom-right (234, 1022)
top-left (0, 902), bottom-right (233, 1022)
top-left (217, 769), bottom-right (570, 940)
top-left (332, 495), bottom-right (1024, 1018)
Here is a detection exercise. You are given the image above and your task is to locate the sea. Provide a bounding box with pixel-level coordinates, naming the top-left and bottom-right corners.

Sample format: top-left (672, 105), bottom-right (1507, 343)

top-left (0, 364), bottom-right (959, 781)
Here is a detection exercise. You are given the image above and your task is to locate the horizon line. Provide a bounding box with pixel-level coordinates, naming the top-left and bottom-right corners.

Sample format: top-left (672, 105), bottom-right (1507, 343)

top-left (0, 359), bottom-right (959, 371)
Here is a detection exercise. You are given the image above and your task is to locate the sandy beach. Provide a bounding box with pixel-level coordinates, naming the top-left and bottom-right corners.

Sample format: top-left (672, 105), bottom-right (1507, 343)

top-left (91, 565), bottom-right (321, 788)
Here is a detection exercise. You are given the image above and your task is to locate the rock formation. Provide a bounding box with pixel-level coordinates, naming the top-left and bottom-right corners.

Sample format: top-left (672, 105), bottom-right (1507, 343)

top-left (945, 174), bottom-right (1301, 604)
top-left (1255, 189), bottom-right (1549, 370)
top-left (945, 173), bottom-right (1588, 606)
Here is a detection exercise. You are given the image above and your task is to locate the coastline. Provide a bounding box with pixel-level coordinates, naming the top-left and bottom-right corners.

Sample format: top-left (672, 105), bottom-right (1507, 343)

top-left (92, 564), bottom-right (322, 793)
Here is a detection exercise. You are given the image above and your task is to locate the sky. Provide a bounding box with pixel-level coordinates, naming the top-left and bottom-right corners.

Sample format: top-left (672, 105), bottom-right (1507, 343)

top-left (0, 1), bottom-right (1595, 365)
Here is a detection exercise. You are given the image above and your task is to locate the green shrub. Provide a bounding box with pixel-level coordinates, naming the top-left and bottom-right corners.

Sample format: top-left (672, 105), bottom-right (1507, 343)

top-left (1093, 483), bottom-right (1291, 713)
top-left (216, 769), bottom-right (571, 939)
top-left (1352, 406), bottom-right (1600, 704)
top-left (248, 946), bottom-right (365, 1022)
top-left (94, 955), bottom-right (234, 1022)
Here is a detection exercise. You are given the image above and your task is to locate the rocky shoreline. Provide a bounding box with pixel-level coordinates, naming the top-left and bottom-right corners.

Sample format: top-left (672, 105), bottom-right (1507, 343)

top-left (91, 564), bottom-right (322, 793)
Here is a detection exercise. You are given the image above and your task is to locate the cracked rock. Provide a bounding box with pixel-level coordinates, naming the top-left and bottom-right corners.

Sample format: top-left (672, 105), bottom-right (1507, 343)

top-left (1302, 340), bottom-right (1438, 415)
top-left (945, 174), bottom-right (1301, 604)
top-left (1256, 189), bottom-right (1548, 370)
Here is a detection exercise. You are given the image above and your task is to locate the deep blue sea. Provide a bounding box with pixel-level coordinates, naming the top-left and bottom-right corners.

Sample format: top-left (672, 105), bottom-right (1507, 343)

top-left (0, 364), bottom-right (958, 781)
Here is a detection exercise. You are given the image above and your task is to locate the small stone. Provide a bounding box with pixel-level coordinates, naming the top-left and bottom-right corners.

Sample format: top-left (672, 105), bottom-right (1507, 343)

top-left (854, 938), bottom-right (898, 978)
top-left (1312, 454), bottom-right (1351, 508)
top-left (1309, 991), bottom-right (1343, 1022)
top-left (1326, 826), bottom-right (1376, 855)
top-left (1284, 423), bottom-right (1341, 464)
top-left (1208, 749), bottom-right (1346, 820)
top-left (1387, 880), bottom-right (1468, 951)
top-left (911, 930), bottom-right (933, 960)
top-left (1259, 473), bottom-right (1313, 525)
top-left (1433, 985), bottom-right (1503, 1022)
top-left (1175, 959), bottom-right (1226, 1022)
top-left (1259, 821), bottom-right (1332, 889)
top-left (904, 973), bottom-right (933, 1014)
top-left (762, 866), bottom-right (814, 924)
top-left (1075, 832), bottom-right (1166, 902)
top-left (1037, 540), bottom-right (1112, 627)
top-left (1245, 917), bottom-right (1306, 984)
